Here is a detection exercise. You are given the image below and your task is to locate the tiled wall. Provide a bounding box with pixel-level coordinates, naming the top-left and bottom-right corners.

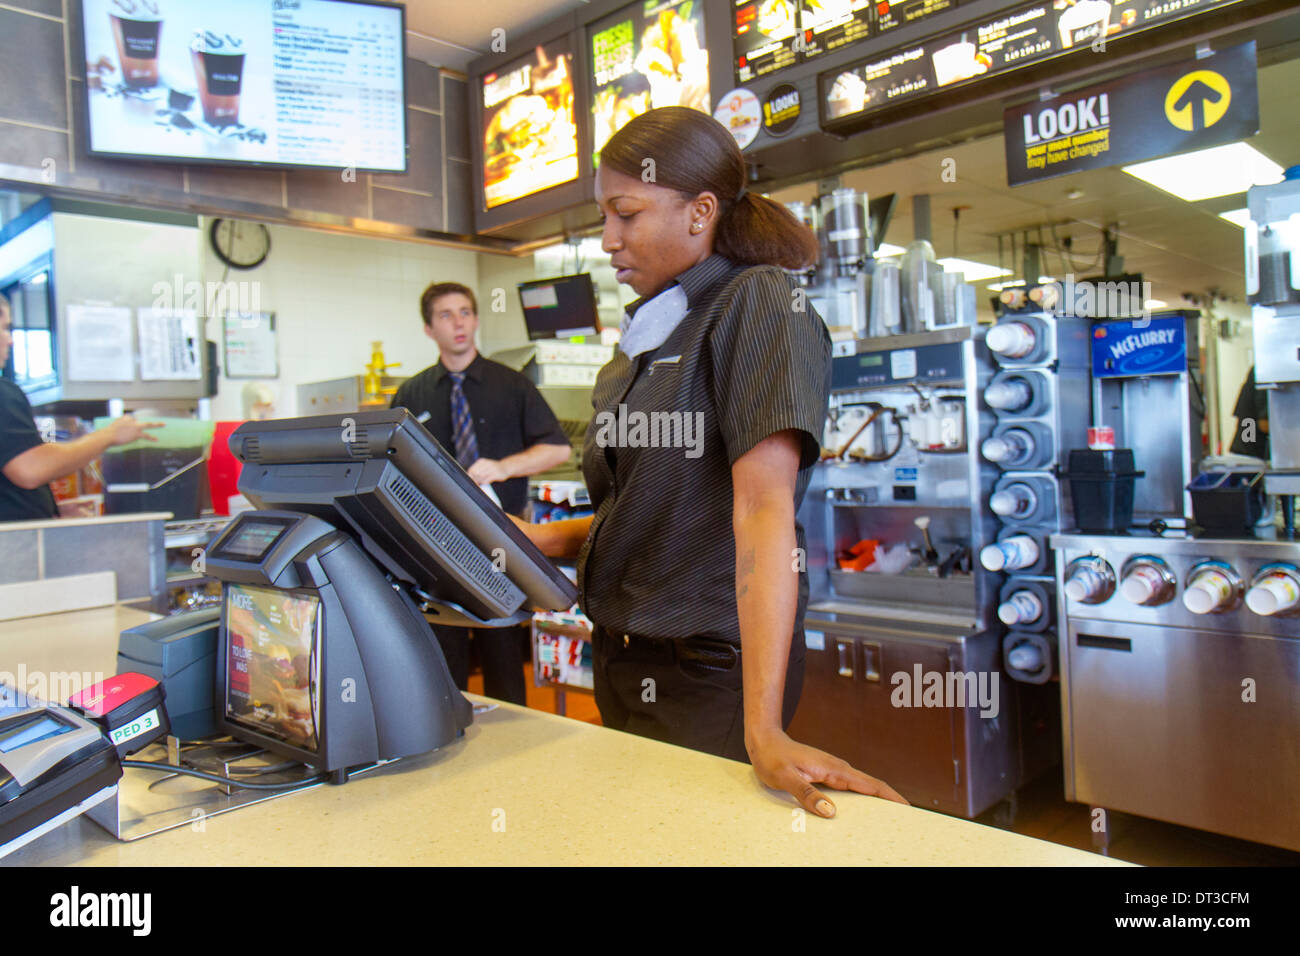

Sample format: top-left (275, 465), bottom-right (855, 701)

top-left (0, 3), bottom-right (473, 237)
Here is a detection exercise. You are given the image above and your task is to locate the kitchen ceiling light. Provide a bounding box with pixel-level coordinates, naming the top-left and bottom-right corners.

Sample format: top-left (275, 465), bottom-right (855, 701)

top-left (1218, 208), bottom-right (1251, 228)
top-left (874, 243), bottom-right (906, 257)
top-left (937, 258), bottom-right (1013, 282)
top-left (986, 275), bottom-right (1053, 291)
top-left (1122, 143), bottom-right (1283, 202)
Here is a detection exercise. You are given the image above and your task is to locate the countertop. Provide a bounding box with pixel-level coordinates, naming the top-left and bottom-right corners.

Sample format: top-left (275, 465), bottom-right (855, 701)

top-left (0, 606), bottom-right (1127, 866)
top-left (0, 512), bottom-right (173, 531)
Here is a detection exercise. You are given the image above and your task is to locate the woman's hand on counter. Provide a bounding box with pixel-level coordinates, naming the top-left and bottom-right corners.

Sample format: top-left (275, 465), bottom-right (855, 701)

top-left (748, 729), bottom-right (909, 817)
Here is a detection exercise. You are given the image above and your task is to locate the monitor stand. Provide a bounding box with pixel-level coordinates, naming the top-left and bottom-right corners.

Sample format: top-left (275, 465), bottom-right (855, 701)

top-left (87, 737), bottom-right (395, 842)
top-left (410, 588), bottom-right (533, 629)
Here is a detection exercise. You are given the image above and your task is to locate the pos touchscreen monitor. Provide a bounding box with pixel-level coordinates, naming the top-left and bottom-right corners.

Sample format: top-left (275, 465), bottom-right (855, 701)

top-left (228, 409), bottom-right (578, 627)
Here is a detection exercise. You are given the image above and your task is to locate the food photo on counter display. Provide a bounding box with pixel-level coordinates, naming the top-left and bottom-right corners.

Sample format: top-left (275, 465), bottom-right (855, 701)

top-left (1, 0), bottom-right (1299, 912)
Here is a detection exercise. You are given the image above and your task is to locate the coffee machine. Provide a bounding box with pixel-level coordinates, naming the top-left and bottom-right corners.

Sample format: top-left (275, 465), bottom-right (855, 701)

top-left (1248, 166), bottom-right (1300, 536)
top-left (786, 188), bottom-right (900, 337)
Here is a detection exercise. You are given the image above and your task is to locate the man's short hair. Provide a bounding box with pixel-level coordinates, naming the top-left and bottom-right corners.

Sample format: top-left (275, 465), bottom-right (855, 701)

top-left (420, 282), bottom-right (477, 325)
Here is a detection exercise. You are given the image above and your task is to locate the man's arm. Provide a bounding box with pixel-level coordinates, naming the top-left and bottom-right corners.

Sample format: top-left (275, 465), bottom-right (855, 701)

top-left (466, 376), bottom-right (572, 484)
top-left (3, 417), bottom-right (161, 490)
top-left (466, 441), bottom-right (571, 485)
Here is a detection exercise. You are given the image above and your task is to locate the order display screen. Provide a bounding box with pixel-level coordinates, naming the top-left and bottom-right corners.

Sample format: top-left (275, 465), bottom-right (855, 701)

top-left (0, 714), bottom-right (72, 754)
top-left (225, 584), bottom-right (320, 753)
top-left (214, 519), bottom-right (290, 562)
top-left (81, 0), bottom-right (406, 171)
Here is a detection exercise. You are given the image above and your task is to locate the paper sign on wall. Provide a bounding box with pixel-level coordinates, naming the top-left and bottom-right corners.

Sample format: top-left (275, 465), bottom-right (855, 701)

top-left (138, 308), bottom-right (201, 381)
top-left (66, 304), bottom-right (134, 382)
top-left (223, 312), bottom-right (278, 378)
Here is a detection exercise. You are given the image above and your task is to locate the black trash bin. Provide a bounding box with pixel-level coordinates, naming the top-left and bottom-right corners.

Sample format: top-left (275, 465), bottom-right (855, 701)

top-left (1062, 449), bottom-right (1144, 534)
top-left (1188, 470), bottom-right (1265, 537)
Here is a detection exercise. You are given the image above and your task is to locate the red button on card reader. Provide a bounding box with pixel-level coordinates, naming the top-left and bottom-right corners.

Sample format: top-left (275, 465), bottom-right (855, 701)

top-left (67, 673), bottom-right (170, 758)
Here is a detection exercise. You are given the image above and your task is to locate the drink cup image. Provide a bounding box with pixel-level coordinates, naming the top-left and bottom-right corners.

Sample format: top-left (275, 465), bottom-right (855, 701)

top-left (1058, 0), bottom-right (1111, 48)
top-left (109, 0), bottom-right (163, 88)
top-left (931, 40), bottom-right (980, 87)
top-left (191, 30), bottom-right (246, 126)
top-left (827, 70), bottom-right (867, 118)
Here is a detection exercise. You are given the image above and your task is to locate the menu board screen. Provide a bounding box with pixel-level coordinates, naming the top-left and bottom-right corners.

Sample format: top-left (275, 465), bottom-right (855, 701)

top-left (800, 0), bottom-right (874, 60)
top-left (81, 0), bottom-right (406, 171)
top-left (590, 0), bottom-right (710, 164)
top-left (481, 39), bottom-right (578, 209)
top-left (875, 0), bottom-right (958, 34)
top-left (825, 45), bottom-right (929, 119)
top-left (225, 584), bottom-right (320, 752)
top-left (931, 4), bottom-right (1054, 88)
top-left (822, 0), bottom-right (1239, 126)
top-left (734, 0), bottom-right (799, 83)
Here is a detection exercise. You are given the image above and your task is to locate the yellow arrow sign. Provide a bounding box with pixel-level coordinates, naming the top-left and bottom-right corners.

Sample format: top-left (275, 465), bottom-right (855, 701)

top-left (1165, 69), bottom-right (1231, 131)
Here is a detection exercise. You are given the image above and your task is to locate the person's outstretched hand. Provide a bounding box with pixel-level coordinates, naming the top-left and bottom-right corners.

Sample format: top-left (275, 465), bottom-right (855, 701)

top-left (105, 415), bottom-right (164, 446)
top-left (749, 730), bottom-right (909, 817)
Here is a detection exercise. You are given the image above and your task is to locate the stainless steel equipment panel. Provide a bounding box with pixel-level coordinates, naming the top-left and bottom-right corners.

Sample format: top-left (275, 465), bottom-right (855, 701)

top-left (1052, 533), bottom-right (1300, 637)
top-left (1062, 616), bottom-right (1300, 851)
top-left (1053, 532), bottom-right (1300, 852)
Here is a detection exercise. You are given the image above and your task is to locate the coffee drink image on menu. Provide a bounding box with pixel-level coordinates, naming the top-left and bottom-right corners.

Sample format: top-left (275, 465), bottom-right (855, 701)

top-left (192, 31), bottom-right (246, 126)
top-left (109, 0), bottom-right (163, 88)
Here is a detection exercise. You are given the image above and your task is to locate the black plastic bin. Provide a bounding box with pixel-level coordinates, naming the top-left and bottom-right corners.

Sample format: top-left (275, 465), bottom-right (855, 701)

top-left (1188, 470), bottom-right (1265, 537)
top-left (102, 446), bottom-right (206, 520)
top-left (1062, 449), bottom-right (1144, 534)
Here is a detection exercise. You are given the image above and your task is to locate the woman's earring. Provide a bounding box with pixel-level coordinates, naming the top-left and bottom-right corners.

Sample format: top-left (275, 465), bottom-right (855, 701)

top-left (691, 222), bottom-right (702, 233)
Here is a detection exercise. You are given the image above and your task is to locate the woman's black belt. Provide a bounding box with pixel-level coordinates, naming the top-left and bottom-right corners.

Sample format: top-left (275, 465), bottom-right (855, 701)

top-left (608, 629), bottom-right (740, 670)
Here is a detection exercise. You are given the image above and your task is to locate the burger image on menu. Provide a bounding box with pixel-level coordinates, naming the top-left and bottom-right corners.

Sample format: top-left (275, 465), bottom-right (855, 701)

top-left (482, 46), bottom-right (578, 207)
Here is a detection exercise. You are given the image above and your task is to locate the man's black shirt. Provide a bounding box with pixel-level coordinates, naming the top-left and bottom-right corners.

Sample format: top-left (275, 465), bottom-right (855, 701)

top-left (0, 379), bottom-right (57, 522)
top-left (391, 353), bottom-right (569, 516)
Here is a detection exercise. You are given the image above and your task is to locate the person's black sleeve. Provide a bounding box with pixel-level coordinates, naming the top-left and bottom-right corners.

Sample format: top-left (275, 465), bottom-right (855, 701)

top-left (1232, 368), bottom-right (1256, 421)
top-left (519, 378), bottom-right (570, 448)
top-left (390, 378), bottom-right (410, 411)
top-left (708, 266), bottom-right (831, 469)
top-left (0, 382), bottom-right (46, 470)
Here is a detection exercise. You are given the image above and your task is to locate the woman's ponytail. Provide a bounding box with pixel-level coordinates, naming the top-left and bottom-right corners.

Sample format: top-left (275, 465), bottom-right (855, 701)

top-left (715, 192), bottom-right (819, 270)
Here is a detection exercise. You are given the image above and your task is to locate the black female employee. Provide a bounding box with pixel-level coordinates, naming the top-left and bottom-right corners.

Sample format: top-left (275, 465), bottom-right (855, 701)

top-left (0, 293), bottom-right (162, 521)
top-left (516, 108), bottom-right (906, 816)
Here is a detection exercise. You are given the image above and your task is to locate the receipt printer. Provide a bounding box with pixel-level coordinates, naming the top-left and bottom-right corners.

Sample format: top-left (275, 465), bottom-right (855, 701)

top-left (0, 688), bottom-right (121, 857)
top-left (117, 607), bottom-right (219, 740)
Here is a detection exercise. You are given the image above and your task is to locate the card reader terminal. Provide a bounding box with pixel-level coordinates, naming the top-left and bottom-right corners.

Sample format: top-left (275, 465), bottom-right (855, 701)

top-left (0, 690), bottom-right (121, 856)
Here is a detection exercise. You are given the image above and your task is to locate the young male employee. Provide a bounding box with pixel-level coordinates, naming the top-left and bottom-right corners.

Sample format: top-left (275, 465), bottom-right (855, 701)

top-left (0, 293), bottom-right (161, 522)
top-left (391, 281), bottom-right (571, 704)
